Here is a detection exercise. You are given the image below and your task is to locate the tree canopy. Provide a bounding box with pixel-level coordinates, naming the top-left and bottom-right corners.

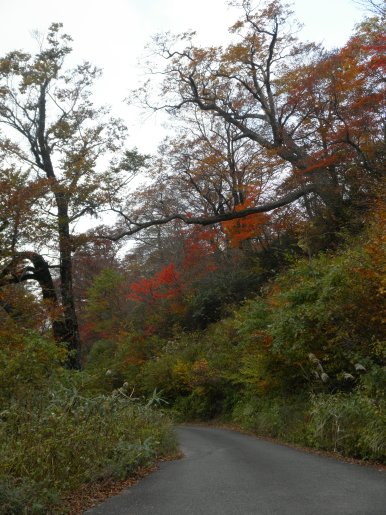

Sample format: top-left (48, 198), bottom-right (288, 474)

top-left (0, 2), bottom-right (384, 366)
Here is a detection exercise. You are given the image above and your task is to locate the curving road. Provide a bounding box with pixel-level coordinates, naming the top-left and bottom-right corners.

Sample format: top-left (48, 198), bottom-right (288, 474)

top-left (86, 425), bottom-right (386, 514)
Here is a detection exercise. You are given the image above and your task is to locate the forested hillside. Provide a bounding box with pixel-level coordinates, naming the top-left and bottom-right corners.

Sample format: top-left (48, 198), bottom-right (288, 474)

top-left (0, 0), bottom-right (385, 512)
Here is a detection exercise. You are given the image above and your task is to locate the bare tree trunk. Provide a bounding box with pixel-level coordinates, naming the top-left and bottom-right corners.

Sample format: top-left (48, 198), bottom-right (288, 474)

top-left (36, 84), bottom-right (82, 369)
top-left (0, 250), bottom-right (70, 350)
top-left (57, 197), bottom-right (81, 369)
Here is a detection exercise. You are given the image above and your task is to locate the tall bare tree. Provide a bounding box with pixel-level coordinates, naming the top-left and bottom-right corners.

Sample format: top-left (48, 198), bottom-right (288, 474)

top-left (120, 0), bottom-right (383, 241)
top-left (0, 24), bottom-right (143, 367)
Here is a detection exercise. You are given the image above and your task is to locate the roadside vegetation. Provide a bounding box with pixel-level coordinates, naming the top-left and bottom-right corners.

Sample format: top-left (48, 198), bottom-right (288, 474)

top-left (84, 210), bottom-right (385, 462)
top-left (0, 332), bottom-right (176, 513)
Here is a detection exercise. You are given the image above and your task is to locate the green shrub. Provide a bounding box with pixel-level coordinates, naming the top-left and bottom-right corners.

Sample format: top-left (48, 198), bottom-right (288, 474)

top-left (232, 395), bottom-right (309, 443)
top-left (0, 374), bottom-right (177, 513)
top-left (268, 239), bottom-right (385, 390)
top-left (0, 477), bottom-right (62, 515)
top-left (0, 331), bottom-right (66, 403)
top-left (309, 391), bottom-right (385, 460)
top-left (172, 384), bottom-right (236, 421)
top-left (231, 390), bottom-right (385, 461)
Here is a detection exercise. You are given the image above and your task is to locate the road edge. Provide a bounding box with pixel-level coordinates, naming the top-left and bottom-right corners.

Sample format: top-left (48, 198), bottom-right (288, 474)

top-left (62, 451), bottom-right (183, 515)
top-left (178, 421), bottom-right (386, 472)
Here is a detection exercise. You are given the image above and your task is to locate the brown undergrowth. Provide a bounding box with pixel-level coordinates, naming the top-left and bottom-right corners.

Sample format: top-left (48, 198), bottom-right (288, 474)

top-left (62, 452), bottom-right (183, 514)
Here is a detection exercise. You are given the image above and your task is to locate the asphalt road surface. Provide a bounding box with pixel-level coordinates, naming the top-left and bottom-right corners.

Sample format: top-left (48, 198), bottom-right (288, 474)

top-left (86, 425), bottom-right (386, 515)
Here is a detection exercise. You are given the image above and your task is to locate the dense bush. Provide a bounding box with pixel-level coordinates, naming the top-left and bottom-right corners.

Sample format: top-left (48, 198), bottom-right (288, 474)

top-left (232, 394), bottom-right (310, 443)
top-left (309, 390), bottom-right (385, 459)
top-left (0, 331), bottom-right (67, 403)
top-left (0, 333), bottom-right (177, 514)
top-left (231, 389), bottom-right (385, 461)
top-left (113, 219), bottom-right (385, 461)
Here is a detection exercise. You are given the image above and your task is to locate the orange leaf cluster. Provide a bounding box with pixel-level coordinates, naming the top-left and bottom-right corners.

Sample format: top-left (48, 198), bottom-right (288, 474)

top-left (222, 199), bottom-right (269, 248)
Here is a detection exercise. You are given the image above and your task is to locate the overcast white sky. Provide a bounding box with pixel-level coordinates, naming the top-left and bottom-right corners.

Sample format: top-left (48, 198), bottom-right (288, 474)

top-left (0, 0), bottom-right (364, 155)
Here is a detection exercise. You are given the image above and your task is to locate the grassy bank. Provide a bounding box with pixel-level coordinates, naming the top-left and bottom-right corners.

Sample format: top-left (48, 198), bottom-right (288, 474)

top-left (0, 334), bottom-right (177, 514)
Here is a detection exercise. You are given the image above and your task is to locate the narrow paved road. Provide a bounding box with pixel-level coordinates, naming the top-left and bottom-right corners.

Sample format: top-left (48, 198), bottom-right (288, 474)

top-left (86, 426), bottom-right (386, 514)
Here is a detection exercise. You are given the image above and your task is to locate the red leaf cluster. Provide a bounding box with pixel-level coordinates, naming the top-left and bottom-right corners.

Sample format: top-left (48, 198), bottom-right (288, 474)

top-left (128, 263), bottom-right (182, 305)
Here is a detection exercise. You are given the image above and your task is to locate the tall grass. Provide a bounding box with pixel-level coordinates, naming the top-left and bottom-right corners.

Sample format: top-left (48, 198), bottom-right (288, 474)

top-left (0, 383), bottom-right (177, 514)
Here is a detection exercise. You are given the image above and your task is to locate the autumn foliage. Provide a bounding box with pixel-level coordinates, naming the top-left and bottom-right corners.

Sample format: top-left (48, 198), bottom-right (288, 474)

top-left (128, 263), bottom-right (182, 304)
top-left (222, 200), bottom-right (270, 248)
top-left (0, 6), bottom-right (385, 509)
